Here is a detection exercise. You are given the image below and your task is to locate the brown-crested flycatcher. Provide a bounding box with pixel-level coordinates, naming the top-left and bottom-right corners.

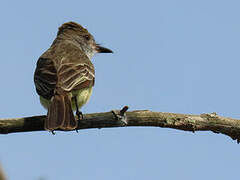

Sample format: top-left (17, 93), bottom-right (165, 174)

top-left (34, 22), bottom-right (113, 131)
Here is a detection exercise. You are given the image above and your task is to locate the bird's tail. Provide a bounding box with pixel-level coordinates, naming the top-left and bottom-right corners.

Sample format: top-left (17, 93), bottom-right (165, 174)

top-left (45, 91), bottom-right (77, 131)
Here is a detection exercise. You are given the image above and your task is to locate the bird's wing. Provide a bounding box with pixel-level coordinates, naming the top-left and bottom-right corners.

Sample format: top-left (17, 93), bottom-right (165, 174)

top-left (58, 61), bottom-right (95, 91)
top-left (34, 42), bottom-right (95, 99)
top-left (34, 57), bottom-right (57, 99)
top-left (56, 43), bottom-right (95, 92)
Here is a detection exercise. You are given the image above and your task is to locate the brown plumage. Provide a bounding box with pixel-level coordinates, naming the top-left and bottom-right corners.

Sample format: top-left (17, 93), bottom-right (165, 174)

top-left (34, 22), bottom-right (112, 131)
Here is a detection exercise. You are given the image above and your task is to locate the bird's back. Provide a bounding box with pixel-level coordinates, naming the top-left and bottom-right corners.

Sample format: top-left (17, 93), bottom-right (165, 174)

top-left (34, 41), bottom-right (95, 100)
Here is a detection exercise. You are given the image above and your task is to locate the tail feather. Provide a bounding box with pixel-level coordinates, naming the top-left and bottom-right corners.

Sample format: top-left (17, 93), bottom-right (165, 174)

top-left (45, 93), bottom-right (77, 131)
top-left (61, 95), bottom-right (77, 129)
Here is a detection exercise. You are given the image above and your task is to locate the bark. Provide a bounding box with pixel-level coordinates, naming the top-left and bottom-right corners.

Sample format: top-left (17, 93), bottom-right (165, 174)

top-left (1, 109), bottom-right (240, 143)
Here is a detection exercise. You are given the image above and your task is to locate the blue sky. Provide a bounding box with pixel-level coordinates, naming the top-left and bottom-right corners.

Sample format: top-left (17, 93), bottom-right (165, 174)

top-left (0, 0), bottom-right (240, 179)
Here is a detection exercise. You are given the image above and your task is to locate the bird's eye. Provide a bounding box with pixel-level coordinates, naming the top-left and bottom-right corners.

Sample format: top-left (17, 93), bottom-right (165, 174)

top-left (84, 35), bottom-right (90, 41)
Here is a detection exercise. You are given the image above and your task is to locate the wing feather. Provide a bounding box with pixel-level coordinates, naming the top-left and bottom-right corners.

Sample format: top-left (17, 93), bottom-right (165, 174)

top-left (58, 62), bottom-right (95, 91)
top-left (34, 58), bottom-right (57, 99)
top-left (34, 42), bottom-right (95, 99)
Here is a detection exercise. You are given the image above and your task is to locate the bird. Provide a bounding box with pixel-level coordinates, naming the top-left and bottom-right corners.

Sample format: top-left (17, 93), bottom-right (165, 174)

top-left (34, 21), bottom-right (113, 132)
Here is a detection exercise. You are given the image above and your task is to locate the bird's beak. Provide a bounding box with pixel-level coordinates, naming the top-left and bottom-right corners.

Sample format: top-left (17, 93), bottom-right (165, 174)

top-left (96, 45), bottom-right (113, 53)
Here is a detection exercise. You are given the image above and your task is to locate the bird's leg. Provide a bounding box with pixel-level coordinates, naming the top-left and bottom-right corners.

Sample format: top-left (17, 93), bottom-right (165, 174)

top-left (74, 96), bottom-right (83, 120)
top-left (74, 96), bottom-right (83, 133)
top-left (111, 106), bottom-right (129, 125)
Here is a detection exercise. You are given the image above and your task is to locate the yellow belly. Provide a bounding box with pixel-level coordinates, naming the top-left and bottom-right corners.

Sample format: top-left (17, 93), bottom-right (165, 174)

top-left (39, 87), bottom-right (93, 111)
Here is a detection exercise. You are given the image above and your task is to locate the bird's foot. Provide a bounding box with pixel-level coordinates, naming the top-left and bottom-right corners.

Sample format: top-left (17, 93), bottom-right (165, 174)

top-left (74, 96), bottom-right (83, 121)
top-left (76, 110), bottom-right (83, 121)
top-left (75, 110), bottom-right (83, 133)
top-left (111, 106), bottom-right (129, 125)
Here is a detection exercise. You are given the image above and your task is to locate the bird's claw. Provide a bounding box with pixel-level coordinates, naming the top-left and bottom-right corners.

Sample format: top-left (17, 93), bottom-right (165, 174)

top-left (76, 111), bottom-right (83, 121)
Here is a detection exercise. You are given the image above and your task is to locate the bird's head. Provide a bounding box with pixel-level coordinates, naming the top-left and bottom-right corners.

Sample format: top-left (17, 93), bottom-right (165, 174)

top-left (57, 22), bottom-right (113, 58)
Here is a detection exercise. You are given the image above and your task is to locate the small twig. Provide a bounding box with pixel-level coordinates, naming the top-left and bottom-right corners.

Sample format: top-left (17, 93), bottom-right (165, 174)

top-left (111, 106), bottom-right (129, 125)
top-left (120, 106), bottom-right (129, 116)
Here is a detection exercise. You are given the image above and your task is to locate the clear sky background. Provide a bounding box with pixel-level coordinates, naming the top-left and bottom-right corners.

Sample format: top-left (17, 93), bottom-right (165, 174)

top-left (0, 0), bottom-right (240, 179)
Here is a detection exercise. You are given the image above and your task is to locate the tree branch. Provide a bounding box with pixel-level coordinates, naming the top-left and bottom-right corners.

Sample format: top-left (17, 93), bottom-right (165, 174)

top-left (1, 109), bottom-right (240, 143)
